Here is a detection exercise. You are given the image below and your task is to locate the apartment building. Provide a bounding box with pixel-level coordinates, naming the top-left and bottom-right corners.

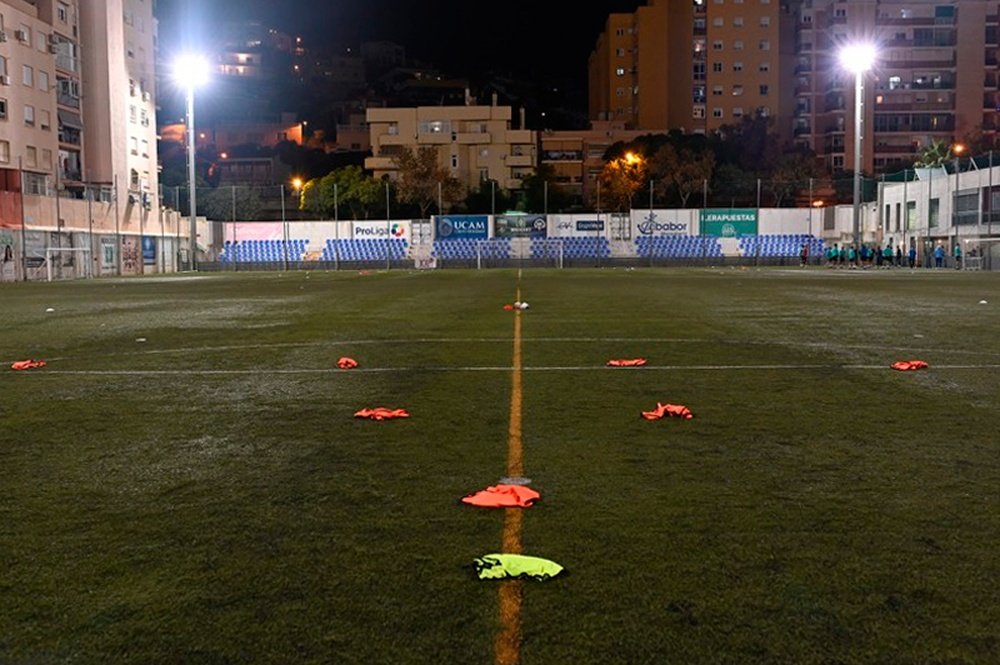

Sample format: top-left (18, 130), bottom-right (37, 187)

top-left (365, 104), bottom-right (536, 193)
top-left (0, 0), bottom-right (76, 195)
top-left (79, 0), bottom-right (158, 212)
top-left (589, 0), bottom-right (797, 139)
top-left (540, 121), bottom-right (662, 206)
top-left (795, 0), bottom-right (998, 173)
top-left (0, 0), bottom-right (158, 204)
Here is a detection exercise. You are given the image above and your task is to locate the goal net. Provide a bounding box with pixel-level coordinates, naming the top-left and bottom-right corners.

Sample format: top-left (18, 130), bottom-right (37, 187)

top-left (44, 247), bottom-right (93, 281)
top-left (961, 237), bottom-right (1000, 271)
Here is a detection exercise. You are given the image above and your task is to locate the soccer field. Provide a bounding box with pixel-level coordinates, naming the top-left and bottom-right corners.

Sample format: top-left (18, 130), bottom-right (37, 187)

top-left (2, 268), bottom-right (999, 664)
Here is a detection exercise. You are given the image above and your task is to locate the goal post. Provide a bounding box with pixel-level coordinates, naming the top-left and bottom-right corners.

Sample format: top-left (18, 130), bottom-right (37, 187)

top-left (527, 238), bottom-right (564, 269)
top-left (45, 247), bottom-right (93, 281)
top-left (962, 237), bottom-right (1000, 271)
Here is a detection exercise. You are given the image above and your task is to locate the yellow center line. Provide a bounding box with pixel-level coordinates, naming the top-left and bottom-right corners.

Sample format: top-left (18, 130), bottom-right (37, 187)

top-left (496, 283), bottom-right (524, 665)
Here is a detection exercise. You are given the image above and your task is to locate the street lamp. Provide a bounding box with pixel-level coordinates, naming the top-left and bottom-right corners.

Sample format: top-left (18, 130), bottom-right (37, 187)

top-left (173, 54), bottom-right (210, 270)
top-left (839, 43), bottom-right (877, 251)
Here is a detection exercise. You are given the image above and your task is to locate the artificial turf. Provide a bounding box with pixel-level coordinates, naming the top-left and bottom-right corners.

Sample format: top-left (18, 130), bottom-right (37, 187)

top-left (1, 267), bottom-right (998, 664)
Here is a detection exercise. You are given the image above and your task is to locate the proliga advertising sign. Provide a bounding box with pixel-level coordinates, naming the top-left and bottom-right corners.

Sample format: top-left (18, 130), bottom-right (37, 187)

top-left (352, 221), bottom-right (410, 240)
top-left (494, 214), bottom-right (547, 238)
top-left (699, 209), bottom-right (758, 237)
top-left (436, 215), bottom-right (489, 240)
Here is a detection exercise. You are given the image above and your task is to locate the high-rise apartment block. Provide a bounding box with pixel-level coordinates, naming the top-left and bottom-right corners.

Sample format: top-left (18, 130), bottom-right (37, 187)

top-left (0, 0), bottom-right (158, 207)
top-left (591, 0), bottom-right (1000, 174)
top-left (794, 0), bottom-right (998, 173)
top-left (589, 0), bottom-right (797, 139)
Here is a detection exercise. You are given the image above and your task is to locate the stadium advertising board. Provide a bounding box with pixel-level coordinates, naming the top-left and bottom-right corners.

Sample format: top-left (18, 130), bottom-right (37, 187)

top-left (700, 209), bottom-right (758, 237)
top-left (632, 210), bottom-right (691, 236)
top-left (550, 215), bottom-right (605, 237)
top-left (436, 215), bottom-right (489, 240)
top-left (352, 221), bottom-right (410, 240)
top-left (495, 214), bottom-right (547, 238)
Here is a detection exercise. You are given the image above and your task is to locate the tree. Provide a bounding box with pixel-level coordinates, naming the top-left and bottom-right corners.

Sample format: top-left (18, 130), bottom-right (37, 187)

top-left (392, 147), bottom-right (463, 218)
top-left (519, 164), bottom-right (572, 213)
top-left (712, 163), bottom-right (757, 208)
top-left (299, 166), bottom-right (384, 220)
top-left (201, 186), bottom-right (264, 221)
top-left (913, 139), bottom-right (952, 168)
top-left (651, 144), bottom-right (715, 207)
top-left (463, 179), bottom-right (514, 215)
top-left (767, 151), bottom-right (822, 207)
top-left (598, 151), bottom-right (648, 212)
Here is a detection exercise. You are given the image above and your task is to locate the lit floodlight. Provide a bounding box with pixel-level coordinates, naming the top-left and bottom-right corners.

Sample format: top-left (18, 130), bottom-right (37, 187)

top-left (173, 54), bottom-right (211, 89)
top-left (838, 43), bottom-right (877, 74)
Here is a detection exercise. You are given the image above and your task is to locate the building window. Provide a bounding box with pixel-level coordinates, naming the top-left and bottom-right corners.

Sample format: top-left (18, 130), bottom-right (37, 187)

top-left (693, 106), bottom-right (706, 119)
top-left (712, 40), bottom-right (723, 50)
top-left (130, 137), bottom-right (138, 155)
top-left (616, 67), bottom-right (626, 76)
top-left (734, 40), bottom-right (744, 50)
top-left (616, 48), bottom-right (625, 56)
top-left (713, 18), bottom-right (724, 27)
top-left (733, 62), bottom-right (743, 72)
top-left (0, 99), bottom-right (6, 121)
top-left (41, 148), bottom-right (52, 168)
top-left (733, 17), bottom-right (744, 26)
top-left (760, 16), bottom-right (770, 26)
top-left (733, 107), bottom-right (744, 117)
top-left (39, 109), bottom-right (50, 130)
top-left (712, 86), bottom-right (723, 96)
top-left (130, 169), bottom-right (139, 188)
top-left (57, 3), bottom-right (69, 23)
top-left (24, 104), bottom-right (34, 127)
top-left (38, 71), bottom-right (49, 92)
top-left (0, 140), bottom-right (9, 163)
top-left (129, 105), bottom-right (136, 123)
top-left (26, 146), bottom-right (37, 168)
top-left (733, 85), bottom-right (744, 95)
top-left (22, 65), bottom-right (33, 87)
top-left (713, 108), bottom-right (723, 118)
top-left (759, 62), bottom-right (770, 72)
top-left (450, 155), bottom-right (458, 168)
top-left (760, 84), bottom-right (770, 95)
top-left (833, 155), bottom-right (844, 169)
top-left (759, 40), bottom-right (770, 51)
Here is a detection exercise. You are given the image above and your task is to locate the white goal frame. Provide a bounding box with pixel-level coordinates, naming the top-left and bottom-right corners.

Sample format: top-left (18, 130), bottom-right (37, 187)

top-left (45, 247), bottom-right (93, 281)
top-left (525, 238), bottom-right (564, 269)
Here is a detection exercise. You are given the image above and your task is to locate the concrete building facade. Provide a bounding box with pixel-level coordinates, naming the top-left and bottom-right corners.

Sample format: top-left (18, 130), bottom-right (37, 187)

top-left (588, 0), bottom-right (797, 139)
top-left (365, 104), bottom-right (536, 193)
top-left (794, 0), bottom-right (999, 174)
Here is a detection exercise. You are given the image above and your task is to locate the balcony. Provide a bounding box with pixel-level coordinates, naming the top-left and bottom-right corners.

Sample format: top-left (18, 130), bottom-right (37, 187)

top-left (505, 154), bottom-right (533, 167)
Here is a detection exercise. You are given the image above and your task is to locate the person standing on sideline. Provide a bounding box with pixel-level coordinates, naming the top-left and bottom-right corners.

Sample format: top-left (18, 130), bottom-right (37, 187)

top-left (934, 243), bottom-right (945, 268)
top-left (896, 244), bottom-right (903, 267)
top-left (800, 242), bottom-right (810, 267)
top-left (908, 245), bottom-right (917, 268)
top-left (953, 242), bottom-right (963, 270)
top-left (883, 243), bottom-right (895, 268)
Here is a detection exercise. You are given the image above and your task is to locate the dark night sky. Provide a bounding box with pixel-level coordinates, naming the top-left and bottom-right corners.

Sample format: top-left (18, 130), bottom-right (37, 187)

top-left (157, 0), bottom-right (644, 85)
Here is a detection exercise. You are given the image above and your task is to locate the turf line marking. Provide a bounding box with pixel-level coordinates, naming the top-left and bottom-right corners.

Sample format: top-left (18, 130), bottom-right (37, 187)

top-left (21, 364), bottom-right (1000, 378)
top-left (496, 282), bottom-right (524, 665)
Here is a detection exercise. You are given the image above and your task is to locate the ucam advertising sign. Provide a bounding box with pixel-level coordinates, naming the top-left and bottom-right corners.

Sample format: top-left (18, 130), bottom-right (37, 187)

top-left (352, 220), bottom-right (410, 240)
top-left (631, 210), bottom-right (692, 236)
top-left (494, 214), bottom-right (547, 238)
top-left (700, 209), bottom-right (758, 237)
top-left (436, 215), bottom-right (489, 240)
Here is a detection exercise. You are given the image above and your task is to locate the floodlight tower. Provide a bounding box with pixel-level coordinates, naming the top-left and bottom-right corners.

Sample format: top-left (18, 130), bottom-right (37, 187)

top-left (173, 55), bottom-right (210, 270)
top-left (839, 43), bottom-right (877, 251)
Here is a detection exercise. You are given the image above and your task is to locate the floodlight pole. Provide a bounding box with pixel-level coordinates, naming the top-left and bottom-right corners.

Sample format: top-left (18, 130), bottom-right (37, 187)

top-left (186, 85), bottom-right (198, 270)
top-left (851, 68), bottom-right (864, 251)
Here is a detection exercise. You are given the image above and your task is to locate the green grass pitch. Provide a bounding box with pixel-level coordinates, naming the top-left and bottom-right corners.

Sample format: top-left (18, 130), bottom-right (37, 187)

top-left (2, 268), bottom-right (998, 664)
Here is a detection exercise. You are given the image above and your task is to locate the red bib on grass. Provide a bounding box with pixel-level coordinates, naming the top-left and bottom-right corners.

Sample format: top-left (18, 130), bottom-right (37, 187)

top-left (641, 402), bottom-right (693, 420)
top-left (607, 358), bottom-right (647, 367)
top-left (891, 360), bottom-right (929, 371)
top-left (354, 407), bottom-right (410, 421)
top-left (11, 359), bottom-right (46, 371)
top-left (337, 357), bottom-right (359, 369)
top-left (503, 304), bottom-right (514, 311)
top-left (461, 484), bottom-right (540, 508)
